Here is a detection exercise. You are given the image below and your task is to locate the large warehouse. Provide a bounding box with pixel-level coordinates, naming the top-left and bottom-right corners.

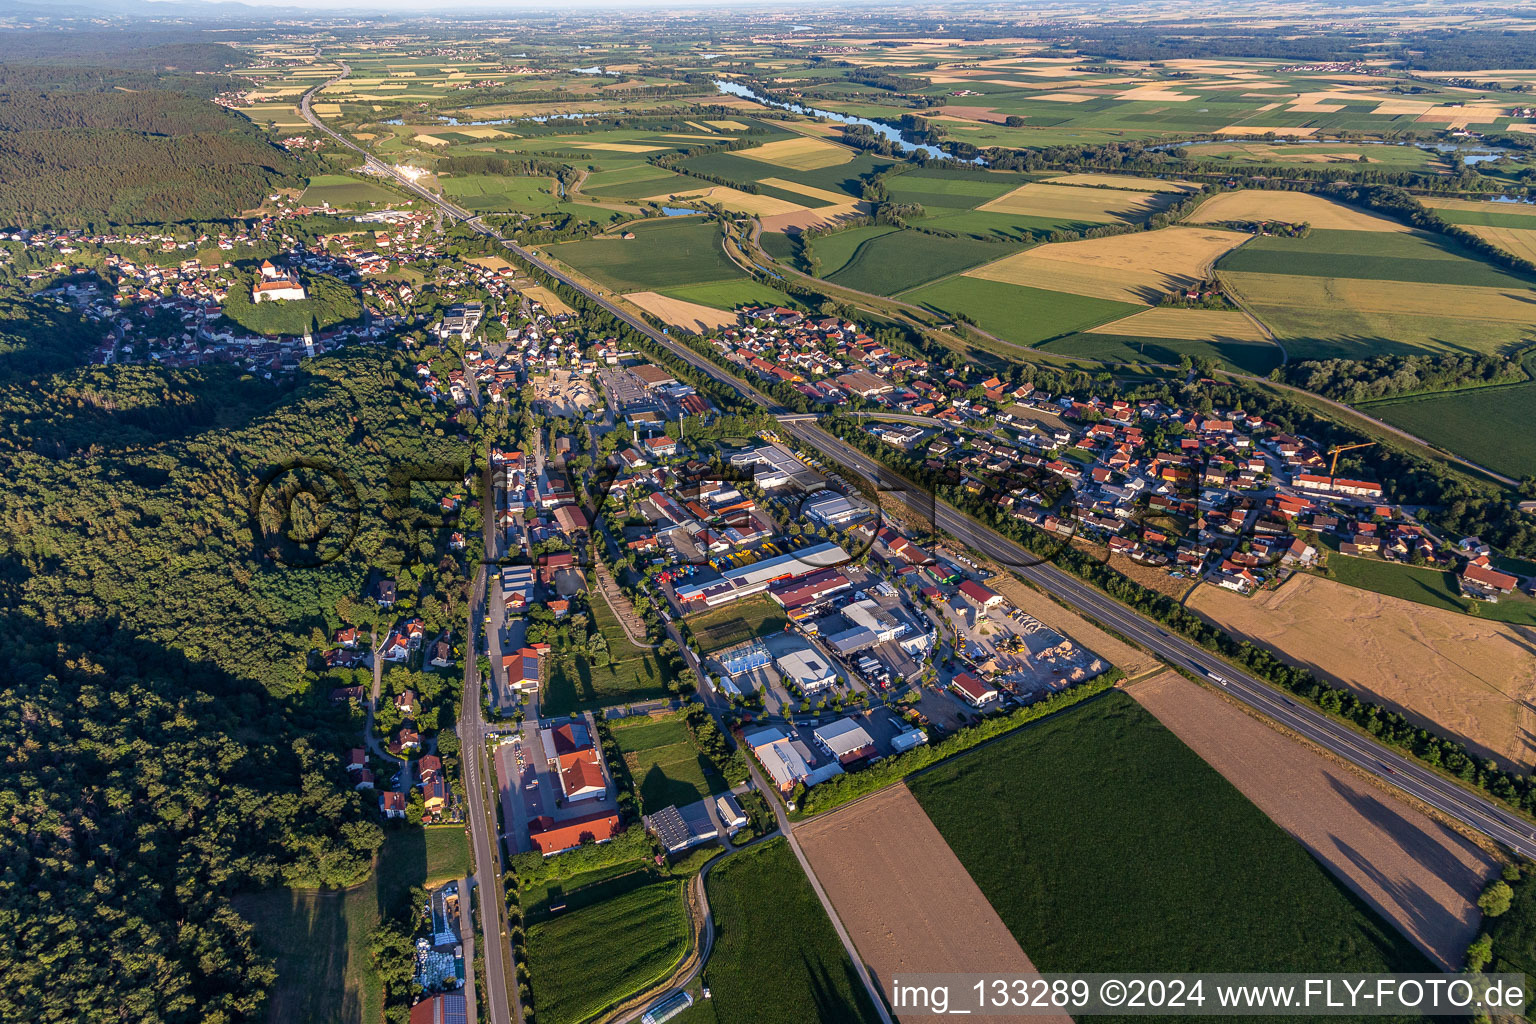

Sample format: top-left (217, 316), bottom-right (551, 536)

top-left (675, 542), bottom-right (850, 610)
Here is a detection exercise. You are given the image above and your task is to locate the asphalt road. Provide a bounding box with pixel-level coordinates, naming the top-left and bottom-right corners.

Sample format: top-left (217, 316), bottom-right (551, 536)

top-left (302, 54), bottom-right (1531, 905)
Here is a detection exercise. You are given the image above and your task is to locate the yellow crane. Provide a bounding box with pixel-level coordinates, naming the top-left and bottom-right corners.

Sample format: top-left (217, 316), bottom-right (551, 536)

top-left (1327, 441), bottom-right (1376, 477)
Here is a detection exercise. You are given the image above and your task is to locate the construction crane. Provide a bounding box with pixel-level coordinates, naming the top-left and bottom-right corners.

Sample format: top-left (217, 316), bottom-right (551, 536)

top-left (1327, 441), bottom-right (1376, 477)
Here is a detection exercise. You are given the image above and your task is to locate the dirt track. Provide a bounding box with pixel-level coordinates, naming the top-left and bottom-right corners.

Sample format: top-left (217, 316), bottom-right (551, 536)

top-left (796, 785), bottom-right (1070, 1024)
top-left (1129, 671), bottom-right (1496, 968)
top-left (1189, 574), bottom-right (1536, 769)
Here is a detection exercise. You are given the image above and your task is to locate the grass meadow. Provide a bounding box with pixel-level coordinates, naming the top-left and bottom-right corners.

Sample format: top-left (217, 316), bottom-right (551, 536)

top-left (686, 592), bottom-right (789, 652)
top-left (610, 712), bottom-right (727, 813)
top-left (1323, 551), bottom-right (1536, 627)
top-left (906, 276), bottom-right (1142, 347)
top-left (672, 838), bottom-right (883, 1024)
top-left (1040, 332), bottom-right (1284, 375)
top-left (909, 691), bottom-right (1433, 979)
top-left (543, 588), bottom-right (675, 716)
top-left (236, 827), bottom-right (471, 1024)
top-left (549, 218), bottom-right (743, 293)
top-left (527, 877), bottom-right (690, 1024)
top-left (300, 174), bottom-right (400, 207)
top-left (1361, 380), bottom-right (1536, 481)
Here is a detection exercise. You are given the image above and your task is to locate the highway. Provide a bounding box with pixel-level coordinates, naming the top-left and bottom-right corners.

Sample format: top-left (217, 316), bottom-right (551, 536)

top-left (300, 62), bottom-right (1534, 875)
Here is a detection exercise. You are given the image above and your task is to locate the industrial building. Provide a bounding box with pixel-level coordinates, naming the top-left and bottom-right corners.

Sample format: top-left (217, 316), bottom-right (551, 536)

top-left (767, 566), bottom-right (852, 613)
top-left (773, 643), bottom-right (839, 694)
top-left (958, 579), bottom-right (1005, 617)
top-left (674, 541), bottom-right (850, 609)
top-left (714, 637), bottom-right (771, 677)
top-left (890, 727), bottom-right (928, 753)
top-left (951, 671), bottom-right (1001, 709)
top-left (646, 804), bottom-right (718, 854)
top-left (814, 718), bottom-right (877, 765)
top-left (801, 490), bottom-right (868, 528)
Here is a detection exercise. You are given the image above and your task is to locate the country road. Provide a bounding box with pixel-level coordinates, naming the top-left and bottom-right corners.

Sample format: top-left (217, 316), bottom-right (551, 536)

top-left (300, 48), bottom-right (1533, 965)
top-left (302, 66), bottom-right (520, 1024)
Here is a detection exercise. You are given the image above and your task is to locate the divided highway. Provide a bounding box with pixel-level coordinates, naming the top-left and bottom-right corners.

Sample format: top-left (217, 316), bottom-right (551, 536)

top-left (301, 62), bottom-right (1533, 912)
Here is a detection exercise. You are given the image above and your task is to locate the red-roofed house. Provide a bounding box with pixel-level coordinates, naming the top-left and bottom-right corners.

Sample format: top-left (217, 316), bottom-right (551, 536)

top-left (950, 672), bottom-right (1000, 709)
top-left (528, 810), bottom-right (621, 855)
top-left (957, 579), bottom-right (1004, 617)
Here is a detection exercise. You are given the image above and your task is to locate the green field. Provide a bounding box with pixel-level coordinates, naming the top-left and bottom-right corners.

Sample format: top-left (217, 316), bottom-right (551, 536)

top-left (549, 218), bottom-right (744, 292)
top-left (910, 692), bottom-right (1433, 979)
top-left (301, 173), bottom-right (400, 207)
top-left (1217, 229), bottom-right (1534, 288)
top-left (681, 150), bottom-right (897, 199)
top-left (820, 228), bottom-right (1016, 295)
top-left (686, 592), bottom-right (789, 652)
top-left (1225, 280), bottom-right (1536, 360)
top-left (1361, 380), bottom-right (1536, 481)
top-left (439, 173), bottom-right (561, 213)
top-left (1323, 552), bottom-right (1536, 627)
top-left (611, 711), bottom-right (726, 813)
top-left (527, 877), bottom-right (690, 1024)
top-left (579, 164), bottom-right (695, 200)
top-left (656, 278), bottom-right (802, 312)
top-left (906, 276), bottom-right (1143, 347)
top-left (236, 827), bottom-right (471, 1024)
top-left (544, 589), bottom-right (675, 716)
top-left (1433, 205), bottom-right (1536, 229)
top-left (1176, 141), bottom-right (1443, 172)
top-left (1041, 331), bottom-right (1284, 375)
top-left (674, 838), bottom-right (883, 1024)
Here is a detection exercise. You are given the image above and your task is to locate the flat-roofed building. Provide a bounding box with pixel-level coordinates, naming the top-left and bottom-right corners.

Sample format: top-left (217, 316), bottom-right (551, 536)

top-left (814, 717), bottom-right (876, 765)
top-left (774, 643), bottom-right (838, 693)
top-left (801, 490), bottom-right (867, 528)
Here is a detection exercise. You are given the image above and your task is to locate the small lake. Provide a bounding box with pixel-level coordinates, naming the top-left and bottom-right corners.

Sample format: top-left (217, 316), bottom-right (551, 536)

top-left (660, 207), bottom-right (701, 217)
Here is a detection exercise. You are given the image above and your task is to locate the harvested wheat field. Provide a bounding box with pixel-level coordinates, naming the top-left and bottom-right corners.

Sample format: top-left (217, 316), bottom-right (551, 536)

top-left (1086, 306), bottom-right (1269, 342)
top-left (467, 255), bottom-right (514, 272)
top-left (623, 292), bottom-right (737, 333)
top-left (1129, 672), bottom-right (1496, 969)
top-left (978, 182), bottom-right (1168, 223)
top-left (760, 201), bottom-right (871, 234)
top-left (1191, 190), bottom-right (1409, 230)
top-left (641, 184), bottom-right (805, 217)
top-left (754, 177), bottom-right (854, 205)
top-left (966, 226), bottom-right (1248, 303)
top-left (1189, 575), bottom-right (1536, 768)
top-left (1465, 224), bottom-right (1536, 264)
top-left (1223, 272), bottom-right (1536, 322)
top-left (981, 568), bottom-right (1161, 678)
top-left (796, 785), bottom-right (1067, 1024)
top-left (519, 285), bottom-right (574, 316)
top-left (1422, 197), bottom-right (1536, 216)
top-left (1214, 125), bottom-right (1320, 137)
top-left (1047, 172), bottom-right (1202, 193)
top-left (733, 136), bottom-right (853, 170)
top-left (573, 142), bottom-right (667, 153)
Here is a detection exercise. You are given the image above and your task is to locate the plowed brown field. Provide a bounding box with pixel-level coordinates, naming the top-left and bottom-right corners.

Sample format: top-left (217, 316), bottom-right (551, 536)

top-left (796, 785), bottom-right (1069, 1024)
top-left (1129, 672), bottom-right (1496, 968)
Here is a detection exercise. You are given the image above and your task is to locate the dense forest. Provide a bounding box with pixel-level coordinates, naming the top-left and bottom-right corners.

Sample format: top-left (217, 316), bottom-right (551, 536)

top-left (0, 74), bottom-right (298, 228)
top-left (1282, 350), bottom-right (1533, 404)
top-left (0, 288), bottom-right (473, 1021)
